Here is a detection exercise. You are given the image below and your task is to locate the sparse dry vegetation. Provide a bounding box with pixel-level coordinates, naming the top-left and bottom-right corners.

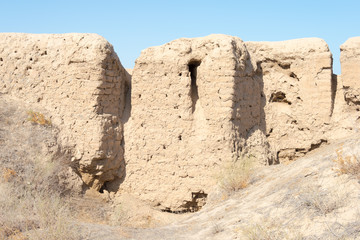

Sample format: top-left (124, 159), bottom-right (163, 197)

top-left (0, 160), bottom-right (82, 240)
top-left (241, 219), bottom-right (304, 240)
top-left (2, 167), bottom-right (16, 182)
top-left (217, 156), bottom-right (254, 192)
top-left (211, 223), bottom-right (224, 235)
top-left (109, 203), bottom-right (129, 226)
top-left (27, 110), bottom-right (51, 126)
top-left (0, 100), bottom-right (83, 239)
top-left (333, 146), bottom-right (360, 179)
top-left (298, 184), bottom-right (345, 215)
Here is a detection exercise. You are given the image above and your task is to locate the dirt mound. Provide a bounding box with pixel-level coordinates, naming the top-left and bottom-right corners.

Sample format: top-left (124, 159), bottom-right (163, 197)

top-left (0, 95), bottom-right (83, 238)
top-left (0, 94), bottom-right (83, 195)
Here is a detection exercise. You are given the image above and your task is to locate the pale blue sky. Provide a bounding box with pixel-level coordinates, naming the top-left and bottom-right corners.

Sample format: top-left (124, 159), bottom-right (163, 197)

top-left (1, 0), bottom-right (359, 74)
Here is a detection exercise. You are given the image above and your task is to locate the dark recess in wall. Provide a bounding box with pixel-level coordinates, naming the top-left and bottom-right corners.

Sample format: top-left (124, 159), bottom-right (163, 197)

top-left (188, 60), bottom-right (201, 113)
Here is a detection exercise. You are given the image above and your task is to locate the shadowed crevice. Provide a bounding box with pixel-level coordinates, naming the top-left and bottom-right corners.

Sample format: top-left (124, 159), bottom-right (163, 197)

top-left (188, 60), bottom-right (201, 113)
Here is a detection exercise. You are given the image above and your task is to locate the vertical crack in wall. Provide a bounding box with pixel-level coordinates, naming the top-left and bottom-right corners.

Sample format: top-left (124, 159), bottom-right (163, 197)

top-left (188, 60), bottom-right (201, 113)
top-left (330, 74), bottom-right (337, 116)
top-left (329, 55), bottom-right (337, 117)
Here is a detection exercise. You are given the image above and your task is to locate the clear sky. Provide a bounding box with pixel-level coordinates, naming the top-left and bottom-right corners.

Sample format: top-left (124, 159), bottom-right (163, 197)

top-left (1, 0), bottom-right (359, 74)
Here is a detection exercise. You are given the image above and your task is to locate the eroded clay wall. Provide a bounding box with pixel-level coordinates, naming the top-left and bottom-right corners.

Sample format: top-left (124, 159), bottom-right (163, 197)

top-left (0, 33), bottom-right (127, 190)
top-left (328, 37), bottom-right (360, 139)
top-left (246, 39), bottom-right (333, 161)
top-left (340, 37), bottom-right (360, 105)
top-left (122, 35), bottom-right (343, 211)
top-left (122, 35), bottom-right (262, 211)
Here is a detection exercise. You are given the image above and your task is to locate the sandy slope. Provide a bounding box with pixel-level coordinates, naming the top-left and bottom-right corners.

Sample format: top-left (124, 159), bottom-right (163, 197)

top-left (99, 135), bottom-right (360, 239)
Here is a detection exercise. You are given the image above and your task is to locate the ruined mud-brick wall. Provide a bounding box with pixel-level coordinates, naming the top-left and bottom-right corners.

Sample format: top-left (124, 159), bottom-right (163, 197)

top-left (246, 39), bottom-right (333, 161)
top-left (122, 35), bottom-right (264, 212)
top-left (328, 37), bottom-right (360, 139)
top-left (0, 33), bottom-right (127, 190)
top-left (340, 37), bottom-right (360, 106)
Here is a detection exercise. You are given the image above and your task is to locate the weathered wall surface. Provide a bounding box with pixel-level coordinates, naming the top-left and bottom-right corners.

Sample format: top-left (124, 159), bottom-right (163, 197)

top-left (0, 33), bottom-right (127, 190)
top-left (122, 34), bottom-right (271, 212)
top-left (246, 39), bottom-right (333, 161)
top-left (340, 37), bottom-right (360, 105)
top-left (122, 35), bottom-right (347, 211)
top-left (328, 37), bottom-right (360, 139)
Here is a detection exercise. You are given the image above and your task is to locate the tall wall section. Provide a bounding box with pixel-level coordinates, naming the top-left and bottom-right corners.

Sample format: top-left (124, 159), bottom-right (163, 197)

top-left (246, 39), bottom-right (333, 161)
top-left (340, 37), bottom-right (360, 105)
top-left (328, 37), bottom-right (360, 139)
top-left (0, 33), bottom-right (128, 190)
top-left (122, 35), bottom-right (263, 211)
